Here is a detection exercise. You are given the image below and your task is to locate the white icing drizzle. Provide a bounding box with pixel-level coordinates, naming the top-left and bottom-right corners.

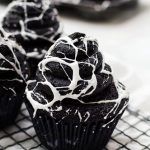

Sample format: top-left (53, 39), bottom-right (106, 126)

top-left (0, 33), bottom-right (26, 81)
top-left (0, 31), bottom-right (27, 102)
top-left (84, 111), bottom-right (90, 122)
top-left (26, 34), bottom-right (129, 125)
top-left (2, 86), bottom-right (16, 97)
top-left (77, 111), bottom-right (82, 122)
top-left (9, 88), bottom-right (17, 96)
top-left (1, 0), bottom-right (62, 59)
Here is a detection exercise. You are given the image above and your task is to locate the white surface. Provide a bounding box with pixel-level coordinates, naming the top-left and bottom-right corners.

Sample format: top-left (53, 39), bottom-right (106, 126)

top-left (0, 0), bottom-right (150, 112)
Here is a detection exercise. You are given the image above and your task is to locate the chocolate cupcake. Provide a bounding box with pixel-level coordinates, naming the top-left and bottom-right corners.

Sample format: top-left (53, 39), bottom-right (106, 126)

top-left (25, 32), bottom-right (129, 150)
top-left (0, 29), bottom-right (29, 128)
top-left (55, 0), bottom-right (138, 20)
top-left (1, 0), bottom-right (62, 78)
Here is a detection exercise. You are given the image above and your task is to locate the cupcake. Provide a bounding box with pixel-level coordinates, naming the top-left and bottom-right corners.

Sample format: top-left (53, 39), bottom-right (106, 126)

top-left (25, 32), bottom-right (129, 150)
top-left (1, 0), bottom-right (62, 78)
top-left (0, 30), bottom-right (29, 128)
top-left (55, 0), bottom-right (138, 20)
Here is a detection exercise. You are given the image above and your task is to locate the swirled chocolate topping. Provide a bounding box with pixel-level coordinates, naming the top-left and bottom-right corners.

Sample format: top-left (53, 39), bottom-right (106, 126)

top-left (26, 32), bottom-right (128, 122)
top-left (1, 0), bottom-right (62, 59)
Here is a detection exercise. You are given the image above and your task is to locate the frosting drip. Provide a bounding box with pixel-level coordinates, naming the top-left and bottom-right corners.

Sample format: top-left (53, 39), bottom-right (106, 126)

top-left (1, 0), bottom-right (62, 58)
top-left (0, 29), bottom-right (28, 99)
top-left (26, 32), bottom-right (129, 123)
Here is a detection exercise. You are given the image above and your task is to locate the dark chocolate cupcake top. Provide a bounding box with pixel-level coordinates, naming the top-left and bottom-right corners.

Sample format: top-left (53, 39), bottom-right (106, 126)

top-left (0, 29), bottom-right (29, 98)
top-left (26, 32), bottom-right (128, 122)
top-left (1, 0), bottom-right (62, 59)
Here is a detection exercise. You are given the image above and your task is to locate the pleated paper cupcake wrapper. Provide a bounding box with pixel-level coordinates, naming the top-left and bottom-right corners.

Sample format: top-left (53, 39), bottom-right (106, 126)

top-left (25, 101), bottom-right (125, 150)
top-left (0, 96), bottom-right (22, 128)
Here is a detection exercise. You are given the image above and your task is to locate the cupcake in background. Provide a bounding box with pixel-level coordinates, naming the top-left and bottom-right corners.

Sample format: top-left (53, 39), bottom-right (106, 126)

top-left (1, 0), bottom-right (63, 78)
top-left (55, 0), bottom-right (138, 20)
top-left (0, 29), bottom-right (29, 128)
top-left (25, 32), bottom-right (129, 150)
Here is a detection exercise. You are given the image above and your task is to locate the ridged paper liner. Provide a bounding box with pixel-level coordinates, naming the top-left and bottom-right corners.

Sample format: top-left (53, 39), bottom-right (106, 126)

top-left (0, 95), bottom-right (22, 128)
top-left (25, 100), bottom-right (125, 150)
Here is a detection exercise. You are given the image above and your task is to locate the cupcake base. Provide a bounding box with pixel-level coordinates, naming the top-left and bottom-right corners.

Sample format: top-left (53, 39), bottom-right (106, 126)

top-left (0, 96), bottom-right (22, 129)
top-left (25, 100), bottom-right (126, 150)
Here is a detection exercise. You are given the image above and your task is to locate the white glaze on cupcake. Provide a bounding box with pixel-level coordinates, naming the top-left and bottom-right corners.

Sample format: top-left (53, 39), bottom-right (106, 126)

top-left (1, 0), bottom-right (62, 59)
top-left (0, 29), bottom-right (29, 100)
top-left (0, 30), bottom-right (27, 81)
top-left (26, 33), bottom-right (129, 125)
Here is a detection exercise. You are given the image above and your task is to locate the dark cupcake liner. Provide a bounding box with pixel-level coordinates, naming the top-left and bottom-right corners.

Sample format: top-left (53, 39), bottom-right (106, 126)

top-left (25, 100), bottom-right (125, 150)
top-left (0, 95), bottom-right (23, 129)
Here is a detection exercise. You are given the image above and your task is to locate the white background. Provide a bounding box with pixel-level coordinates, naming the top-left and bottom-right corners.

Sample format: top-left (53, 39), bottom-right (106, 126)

top-left (0, 0), bottom-right (150, 112)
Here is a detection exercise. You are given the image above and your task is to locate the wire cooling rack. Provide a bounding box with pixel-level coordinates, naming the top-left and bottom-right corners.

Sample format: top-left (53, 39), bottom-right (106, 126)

top-left (0, 104), bottom-right (150, 150)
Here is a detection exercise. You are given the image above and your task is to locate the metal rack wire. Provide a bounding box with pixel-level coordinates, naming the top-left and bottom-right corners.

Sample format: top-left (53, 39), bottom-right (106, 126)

top-left (0, 104), bottom-right (150, 150)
